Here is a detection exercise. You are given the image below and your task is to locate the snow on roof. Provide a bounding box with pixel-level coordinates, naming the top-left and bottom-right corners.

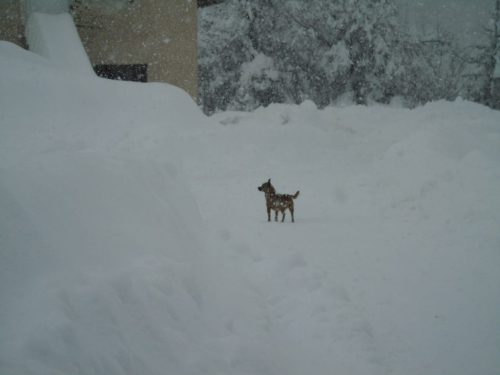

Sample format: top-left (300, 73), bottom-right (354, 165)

top-left (25, 12), bottom-right (95, 77)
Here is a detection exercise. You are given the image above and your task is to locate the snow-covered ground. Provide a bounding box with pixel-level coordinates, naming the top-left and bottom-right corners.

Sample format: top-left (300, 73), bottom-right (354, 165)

top-left (1, 40), bottom-right (499, 375)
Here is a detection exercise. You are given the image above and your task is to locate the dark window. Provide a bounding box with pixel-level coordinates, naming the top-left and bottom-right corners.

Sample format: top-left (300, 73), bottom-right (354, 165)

top-left (94, 64), bottom-right (147, 82)
top-left (198, 0), bottom-right (224, 8)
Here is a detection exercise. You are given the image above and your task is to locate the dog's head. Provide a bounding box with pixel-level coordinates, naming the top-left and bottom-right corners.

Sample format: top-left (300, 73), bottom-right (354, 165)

top-left (258, 179), bottom-right (275, 194)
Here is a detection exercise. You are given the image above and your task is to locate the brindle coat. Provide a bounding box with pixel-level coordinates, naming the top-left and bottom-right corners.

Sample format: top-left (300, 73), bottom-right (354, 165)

top-left (258, 179), bottom-right (300, 222)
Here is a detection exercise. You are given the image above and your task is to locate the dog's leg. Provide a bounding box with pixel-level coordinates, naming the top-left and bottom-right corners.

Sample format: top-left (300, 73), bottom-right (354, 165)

top-left (281, 211), bottom-right (285, 222)
top-left (290, 207), bottom-right (294, 223)
top-left (267, 206), bottom-right (271, 222)
top-left (275, 210), bottom-right (278, 222)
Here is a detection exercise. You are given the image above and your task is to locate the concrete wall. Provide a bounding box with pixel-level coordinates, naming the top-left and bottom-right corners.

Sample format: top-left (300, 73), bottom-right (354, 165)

top-left (73, 0), bottom-right (198, 102)
top-left (0, 1), bottom-right (26, 48)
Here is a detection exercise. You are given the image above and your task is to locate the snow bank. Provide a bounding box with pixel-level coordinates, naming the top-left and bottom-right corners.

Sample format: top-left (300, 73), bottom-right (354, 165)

top-left (25, 13), bottom-right (94, 76)
top-left (0, 42), bottom-right (223, 375)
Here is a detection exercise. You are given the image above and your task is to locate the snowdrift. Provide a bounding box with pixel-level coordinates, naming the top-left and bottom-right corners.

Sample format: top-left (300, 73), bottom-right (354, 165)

top-left (0, 41), bottom-right (222, 375)
top-left (200, 101), bottom-right (500, 375)
top-left (1, 40), bottom-right (499, 375)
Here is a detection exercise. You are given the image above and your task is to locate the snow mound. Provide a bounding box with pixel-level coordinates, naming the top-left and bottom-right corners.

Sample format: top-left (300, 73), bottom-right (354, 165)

top-left (0, 41), bottom-right (218, 375)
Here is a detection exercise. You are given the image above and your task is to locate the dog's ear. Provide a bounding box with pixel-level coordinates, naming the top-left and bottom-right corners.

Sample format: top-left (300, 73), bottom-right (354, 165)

top-left (268, 179), bottom-right (271, 183)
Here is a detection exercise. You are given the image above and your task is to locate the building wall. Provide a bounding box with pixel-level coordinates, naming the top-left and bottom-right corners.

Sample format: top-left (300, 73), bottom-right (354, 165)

top-left (0, 0), bottom-right (198, 102)
top-left (73, 0), bottom-right (198, 102)
top-left (0, 0), bottom-right (26, 47)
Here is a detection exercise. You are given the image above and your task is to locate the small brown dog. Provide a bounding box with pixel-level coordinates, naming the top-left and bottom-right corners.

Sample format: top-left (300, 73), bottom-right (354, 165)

top-left (258, 179), bottom-right (300, 222)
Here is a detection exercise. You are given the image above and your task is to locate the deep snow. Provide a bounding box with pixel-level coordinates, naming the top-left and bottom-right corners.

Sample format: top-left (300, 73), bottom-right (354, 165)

top-left (0, 40), bottom-right (499, 375)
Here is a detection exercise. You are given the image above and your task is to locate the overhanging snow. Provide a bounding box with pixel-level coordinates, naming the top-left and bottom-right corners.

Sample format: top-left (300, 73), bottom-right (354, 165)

top-left (26, 12), bottom-right (95, 77)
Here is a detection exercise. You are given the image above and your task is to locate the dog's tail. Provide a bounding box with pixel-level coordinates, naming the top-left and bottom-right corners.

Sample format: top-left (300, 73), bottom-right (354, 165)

top-left (293, 191), bottom-right (300, 199)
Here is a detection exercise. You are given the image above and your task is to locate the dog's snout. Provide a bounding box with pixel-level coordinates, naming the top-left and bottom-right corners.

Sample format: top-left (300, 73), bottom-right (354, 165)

top-left (258, 187), bottom-right (262, 191)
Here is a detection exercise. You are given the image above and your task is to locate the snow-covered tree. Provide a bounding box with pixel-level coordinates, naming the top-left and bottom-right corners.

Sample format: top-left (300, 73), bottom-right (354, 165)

top-left (198, 0), bottom-right (406, 114)
top-left (459, 0), bottom-right (500, 109)
top-left (398, 29), bottom-right (467, 106)
top-left (199, 0), bottom-right (498, 113)
top-left (198, 1), bottom-right (252, 112)
top-left (491, 0), bottom-right (500, 108)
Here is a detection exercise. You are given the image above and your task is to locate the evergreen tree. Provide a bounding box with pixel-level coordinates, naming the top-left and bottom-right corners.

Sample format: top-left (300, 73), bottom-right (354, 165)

top-left (198, 0), bottom-right (406, 114)
top-left (198, 1), bottom-right (252, 113)
top-left (399, 30), bottom-right (467, 107)
top-left (491, 0), bottom-right (500, 108)
top-left (460, 1), bottom-right (500, 109)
